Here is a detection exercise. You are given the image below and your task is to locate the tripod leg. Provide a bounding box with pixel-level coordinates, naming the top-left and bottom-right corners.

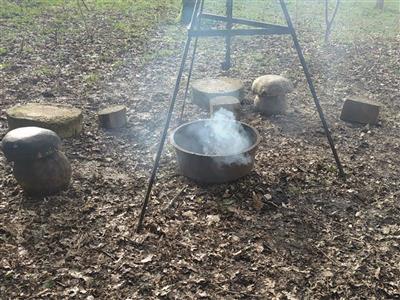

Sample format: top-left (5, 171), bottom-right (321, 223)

top-left (136, 1), bottom-right (201, 233)
top-left (222, 0), bottom-right (233, 70)
top-left (178, 37), bottom-right (199, 124)
top-left (179, 0), bottom-right (205, 124)
top-left (279, 0), bottom-right (346, 179)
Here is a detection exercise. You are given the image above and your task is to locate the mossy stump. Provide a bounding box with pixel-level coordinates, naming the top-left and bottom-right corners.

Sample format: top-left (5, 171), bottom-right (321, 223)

top-left (98, 105), bottom-right (127, 129)
top-left (192, 78), bottom-right (244, 110)
top-left (6, 103), bottom-right (83, 138)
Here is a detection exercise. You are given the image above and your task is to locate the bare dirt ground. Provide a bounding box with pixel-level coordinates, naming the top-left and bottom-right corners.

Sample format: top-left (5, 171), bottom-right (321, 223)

top-left (1, 8), bottom-right (400, 300)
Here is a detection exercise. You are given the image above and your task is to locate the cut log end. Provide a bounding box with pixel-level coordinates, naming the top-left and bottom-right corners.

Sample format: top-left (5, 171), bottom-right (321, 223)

top-left (340, 97), bottom-right (380, 125)
top-left (98, 105), bottom-right (127, 129)
top-left (6, 103), bottom-right (83, 138)
top-left (192, 78), bottom-right (244, 109)
top-left (210, 96), bottom-right (241, 119)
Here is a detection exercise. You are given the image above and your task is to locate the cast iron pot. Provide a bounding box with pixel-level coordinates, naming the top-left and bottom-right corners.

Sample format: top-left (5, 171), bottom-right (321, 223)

top-left (171, 119), bottom-right (260, 183)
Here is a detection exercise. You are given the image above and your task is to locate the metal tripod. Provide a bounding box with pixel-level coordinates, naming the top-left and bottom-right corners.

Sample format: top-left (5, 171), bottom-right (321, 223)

top-left (136, 0), bottom-right (345, 232)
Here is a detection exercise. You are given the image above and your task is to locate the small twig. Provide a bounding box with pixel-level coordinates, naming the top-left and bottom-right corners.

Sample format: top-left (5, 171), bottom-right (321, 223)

top-left (80, 0), bottom-right (90, 11)
top-left (214, 285), bottom-right (262, 298)
top-left (19, 37), bottom-right (25, 54)
top-left (28, 289), bottom-right (49, 299)
top-left (163, 186), bottom-right (187, 212)
top-left (315, 246), bottom-right (340, 265)
top-left (96, 248), bottom-right (116, 260)
top-left (77, 0), bottom-right (92, 42)
top-left (55, 280), bottom-right (66, 288)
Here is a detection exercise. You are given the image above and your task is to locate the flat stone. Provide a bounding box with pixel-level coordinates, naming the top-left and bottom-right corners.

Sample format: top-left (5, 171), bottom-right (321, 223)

top-left (1, 127), bottom-right (61, 162)
top-left (192, 77), bottom-right (244, 109)
top-left (252, 75), bottom-right (293, 96)
top-left (6, 103), bottom-right (83, 138)
top-left (210, 96), bottom-right (241, 119)
top-left (340, 96), bottom-right (380, 124)
top-left (98, 105), bottom-right (127, 129)
top-left (13, 151), bottom-right (71, 195)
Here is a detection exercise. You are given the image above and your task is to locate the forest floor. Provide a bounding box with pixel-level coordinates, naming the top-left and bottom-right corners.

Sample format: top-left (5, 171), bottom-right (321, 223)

top-left (1, 1), bottom-right (400, 299)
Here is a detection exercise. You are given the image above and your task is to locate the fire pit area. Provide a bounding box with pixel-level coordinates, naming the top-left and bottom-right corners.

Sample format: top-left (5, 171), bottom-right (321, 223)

top-left (171, 116), bottom-right (260, 183)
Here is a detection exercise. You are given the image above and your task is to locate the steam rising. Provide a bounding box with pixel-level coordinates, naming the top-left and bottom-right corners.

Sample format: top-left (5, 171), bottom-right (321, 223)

top-left (190, 108), bottom-right (253, 165)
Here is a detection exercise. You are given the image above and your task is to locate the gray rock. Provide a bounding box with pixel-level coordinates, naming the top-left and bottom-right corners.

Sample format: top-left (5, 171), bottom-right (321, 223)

top-left (1, 127), bottom-right (61, 162)
top-left (254, 94), bottom-right (287, 116)
top-left (13, 151), bottom-right (71, 195)
top-left (252, 75), bottom-right (293, 97)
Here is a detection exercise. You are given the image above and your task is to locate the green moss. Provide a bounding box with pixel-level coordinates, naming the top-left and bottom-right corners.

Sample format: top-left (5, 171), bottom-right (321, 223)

top-left (0, 47), bottom-right (8, 56)
top-left (84, 72), bottom-right (100, 85)
top-left (0, 63), bottom-right (11, 70)
top-left (35, 66), bottom-right (54, 77)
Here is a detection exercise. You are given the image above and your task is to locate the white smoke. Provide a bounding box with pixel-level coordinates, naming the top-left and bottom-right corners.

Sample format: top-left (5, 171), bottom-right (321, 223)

top-left (191, 108), bottom-right (253, 165)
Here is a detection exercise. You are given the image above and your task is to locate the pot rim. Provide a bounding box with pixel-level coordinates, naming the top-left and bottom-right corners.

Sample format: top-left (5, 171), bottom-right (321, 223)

top-left (170, 119), bottom-right (261, 158)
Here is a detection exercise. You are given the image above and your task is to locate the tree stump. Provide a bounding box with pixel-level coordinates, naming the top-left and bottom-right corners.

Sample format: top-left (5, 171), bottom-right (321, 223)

top-left (340, 96), bottom-right (380, 125)
top-left (192, 78), bottom-right (244, 110)
top-left (6, 103), bottom-right (83, 138)
top-left (98, 105), bottom-right (127, 129)
top-left (209, 96), bottom-right (241, 119)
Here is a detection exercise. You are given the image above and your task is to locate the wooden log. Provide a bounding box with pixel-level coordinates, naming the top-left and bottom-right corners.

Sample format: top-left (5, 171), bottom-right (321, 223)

top-left (192, 77), bottom-right (244, 109)
top-left (98, 105), bottom-right (127, 129)
top-left (209, 96), bottom-right (241, 119)
top-left (340, 96), bottom-right (380, 125)
top-left (6, 103), bottom-right (83, 138)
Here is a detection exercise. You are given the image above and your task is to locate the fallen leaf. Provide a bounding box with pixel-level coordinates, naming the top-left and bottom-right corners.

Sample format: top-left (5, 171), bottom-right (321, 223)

top-left (140, 254), bottom-right (154, 264)
top-left (206, 215), bottom-right (220, 226)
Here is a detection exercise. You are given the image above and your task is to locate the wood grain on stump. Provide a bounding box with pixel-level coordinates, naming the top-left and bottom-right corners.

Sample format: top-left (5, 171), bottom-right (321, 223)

top-left (6, 103), bottom-right (83, 138)
top-left (98, 105), bottom-right (127, 129)
top-left (192, 78), bottom-right (244, 109)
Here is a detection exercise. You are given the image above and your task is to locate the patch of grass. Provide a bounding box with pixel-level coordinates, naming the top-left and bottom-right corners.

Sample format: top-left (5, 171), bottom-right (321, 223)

top-left (84, 72), bottom-right (100, 85)
top-left (0, 47), bottom-right (8, 56)
top-left (0, 63), bottom-right (11, 70)
top-left (42, 279), bottom-right (55, 289)
top-left (0, 0), bottom-right (24, 18)
top-left (34, 65), bottom-right (54, 77)
top-left (143, 48), bottom-right (178, 63)
top-left (202, 0), bottom-right (399, 42)
top-left (0, 0), bottom-right (181, 56)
